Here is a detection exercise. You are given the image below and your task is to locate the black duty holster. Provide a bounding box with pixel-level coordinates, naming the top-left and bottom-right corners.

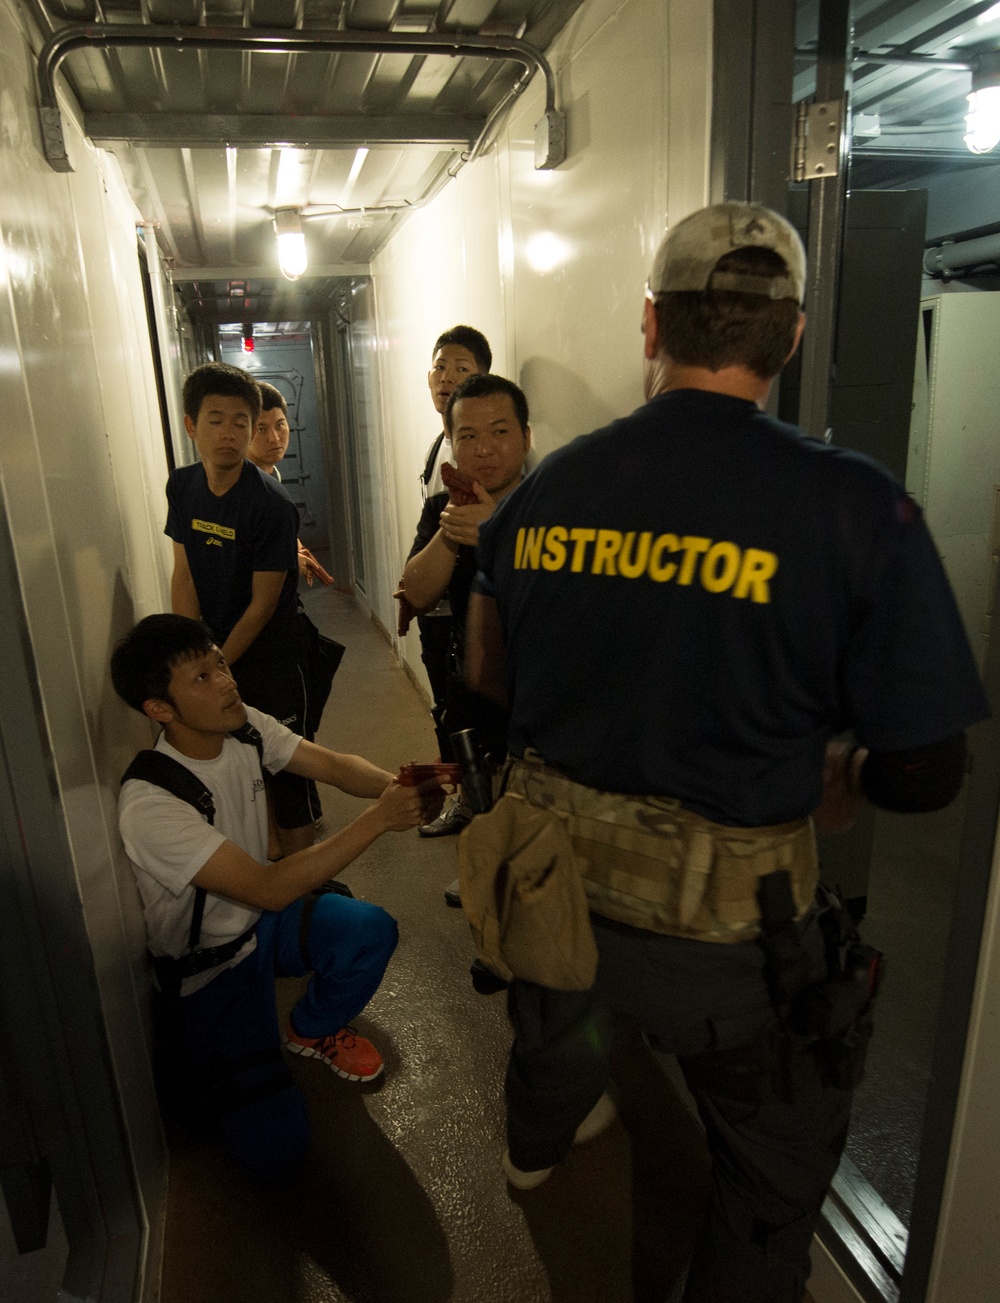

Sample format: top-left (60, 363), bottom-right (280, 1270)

top-left (757, 871), bottom-right (883, 1093)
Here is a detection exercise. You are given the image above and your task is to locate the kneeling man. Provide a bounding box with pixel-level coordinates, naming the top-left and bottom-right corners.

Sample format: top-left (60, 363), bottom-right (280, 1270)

top-left (112, 614), bottom-right (441, 1178)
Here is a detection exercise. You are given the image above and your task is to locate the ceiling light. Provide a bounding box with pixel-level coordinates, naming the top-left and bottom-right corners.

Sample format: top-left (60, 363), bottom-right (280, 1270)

top-left (966, 53), bottom-right (1000, 153)
top-left (273, 207), bottom-right (307, 280)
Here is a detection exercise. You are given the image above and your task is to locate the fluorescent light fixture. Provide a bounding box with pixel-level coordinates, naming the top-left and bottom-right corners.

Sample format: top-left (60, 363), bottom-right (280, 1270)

top-left (339, 146), bottom-right (370, 207)
top-left (977, 1), bottom-right (1000, 25)
top-left (273, 207), bottom-right (307, 280)
top-left (967, 53), bottom-right (1000, 154)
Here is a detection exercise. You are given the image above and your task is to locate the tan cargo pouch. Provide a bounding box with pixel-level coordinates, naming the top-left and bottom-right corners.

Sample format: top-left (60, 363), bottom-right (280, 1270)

top-left (457, 790), bottom-right (598, 990)
top-left (505, 754), bottom-right (818, 944)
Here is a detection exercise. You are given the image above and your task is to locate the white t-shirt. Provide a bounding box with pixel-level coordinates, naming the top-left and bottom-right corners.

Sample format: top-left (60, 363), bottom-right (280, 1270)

top-left (119, 706), bottom-right (301, 994)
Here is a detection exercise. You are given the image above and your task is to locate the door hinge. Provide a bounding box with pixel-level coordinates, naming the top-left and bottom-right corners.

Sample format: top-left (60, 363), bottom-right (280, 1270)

top-left (791, 98), bottom-right (844, 182)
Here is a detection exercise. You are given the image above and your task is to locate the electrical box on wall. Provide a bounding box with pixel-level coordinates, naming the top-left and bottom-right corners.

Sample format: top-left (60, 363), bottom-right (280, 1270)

top-left (909, 291), bottom-right (1000, 662)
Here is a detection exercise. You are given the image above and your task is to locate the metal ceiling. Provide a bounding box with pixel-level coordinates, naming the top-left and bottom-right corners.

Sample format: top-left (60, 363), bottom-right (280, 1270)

top-left (24, 0), bottom-right (582, 277)
top-left (174, 273), bottom-right (354, 323)
top-left (23, 1), bottom-right (1000, 312)
top-left (796, 0), bottom-right (1000, 186)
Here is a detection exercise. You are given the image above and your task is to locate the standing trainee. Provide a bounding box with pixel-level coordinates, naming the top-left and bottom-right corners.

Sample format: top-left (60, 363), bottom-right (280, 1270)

top-left (467, 203), bottom-right (988, 1302)
top-left (407, 325), bottom-right (493, 831)
top-left (404, 374), bottom-right (532, 910)
top-left (168, 361), bottom-right (317, 856)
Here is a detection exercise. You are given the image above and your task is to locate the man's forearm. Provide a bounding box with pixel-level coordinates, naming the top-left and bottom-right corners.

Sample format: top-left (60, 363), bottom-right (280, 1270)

top-left (221, 598), bottom-right (278, 666)
top-left (171, 568), bottom-right (200, 619)
top-left (257, 804), bottom-right (390, 910)
top-left (286, 739), bottom-right (394, 798)
top-left (402, 530), bottom-right (458, 611)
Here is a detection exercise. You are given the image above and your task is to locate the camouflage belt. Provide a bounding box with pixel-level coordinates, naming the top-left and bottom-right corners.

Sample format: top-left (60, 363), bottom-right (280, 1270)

top-left (504, 754), bottom-right (817, 944)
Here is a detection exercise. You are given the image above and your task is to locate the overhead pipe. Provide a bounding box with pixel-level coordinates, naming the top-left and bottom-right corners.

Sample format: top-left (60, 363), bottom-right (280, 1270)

top-left (924, 231), bottom-right (1000, 277)
top-left (36, 24), bottom-right (565, 173)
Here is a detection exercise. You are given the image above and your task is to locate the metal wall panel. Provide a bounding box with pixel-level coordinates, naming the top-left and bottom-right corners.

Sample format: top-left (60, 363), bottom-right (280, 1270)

top-left (368, 0), bottom-right (711, 695)
top-left (0, 0), bottom-right (171, 1293)
top-left (913, 292), bottom-right (1000, 656)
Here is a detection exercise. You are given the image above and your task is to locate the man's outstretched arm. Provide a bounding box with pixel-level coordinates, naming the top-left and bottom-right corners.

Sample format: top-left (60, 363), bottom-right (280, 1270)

top-left (283, 740), bottom-right (396, 798)
top-left (192, 778), bottom-right (441, 912)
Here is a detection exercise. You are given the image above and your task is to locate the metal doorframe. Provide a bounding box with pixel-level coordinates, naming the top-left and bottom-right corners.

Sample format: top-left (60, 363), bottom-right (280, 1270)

top-left (710, 0), bottom-right (796, 211)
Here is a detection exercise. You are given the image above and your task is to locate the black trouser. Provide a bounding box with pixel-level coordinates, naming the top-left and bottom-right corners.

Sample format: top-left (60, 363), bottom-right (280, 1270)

top-left (234, 621), bottom-right (320, 829)
top-left (506, 914), bottom-right (853, 1303)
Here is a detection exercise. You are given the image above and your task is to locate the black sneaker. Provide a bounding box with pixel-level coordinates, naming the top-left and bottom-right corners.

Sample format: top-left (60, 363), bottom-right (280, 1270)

top-left (470, 958), bottom-right (508, 995)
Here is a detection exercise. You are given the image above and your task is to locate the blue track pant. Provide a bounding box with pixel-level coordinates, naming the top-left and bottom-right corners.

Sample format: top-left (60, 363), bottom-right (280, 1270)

top-left (179, 891), bottom-right (398, 1178)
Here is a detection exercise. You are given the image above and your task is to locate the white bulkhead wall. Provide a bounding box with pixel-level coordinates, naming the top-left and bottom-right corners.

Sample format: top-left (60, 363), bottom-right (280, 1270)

top-left (0, 0), bottom-right (172, 1289)
top-left (358, 0), bottom-right (712, 692)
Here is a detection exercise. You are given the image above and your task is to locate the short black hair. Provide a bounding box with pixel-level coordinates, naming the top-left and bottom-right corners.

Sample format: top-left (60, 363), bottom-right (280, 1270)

top-left (445, 374), bottom-right (529, 435)
top-left (654, 247), bottom-right (801, 381)
top-left (111, 614), bottom-right (216, 712)
top-left (432, 325), bottom-right (492, 373)
top-left (257, 381), bottom-right (287, 415)
top-left (182, 362), bottom-right (262, 424)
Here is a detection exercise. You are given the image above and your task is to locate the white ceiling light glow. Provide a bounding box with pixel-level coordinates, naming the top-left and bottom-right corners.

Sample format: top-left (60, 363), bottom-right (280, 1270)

top-left (966, 53), bottom-right (1000, 154)
top-left (525, 231), bottom-right (571, 274)
top-left (273, 207), bottom-right (307, 280)
top-left (965, 85), bottom-right (1000, 152)
top-left (340, 147), bottom-right (370, 206)
top-left (275, 148), bottom-right (307, 205)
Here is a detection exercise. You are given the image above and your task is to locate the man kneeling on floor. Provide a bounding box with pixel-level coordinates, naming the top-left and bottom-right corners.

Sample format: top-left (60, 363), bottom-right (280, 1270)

top-left (112, 613), bottom-right (443, 1179)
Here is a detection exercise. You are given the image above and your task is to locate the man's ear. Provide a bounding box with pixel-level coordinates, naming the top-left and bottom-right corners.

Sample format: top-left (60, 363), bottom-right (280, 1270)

top-left (142, 697), bottom-right (174, 726)
top-left (643, 296), bottom-right (661, 361)
top-left (522, 422), bottom-right (532, 453)
top-left (183, 413), bottom-right (197, 440)
top-left (786, 310), bottom-right (806, 364)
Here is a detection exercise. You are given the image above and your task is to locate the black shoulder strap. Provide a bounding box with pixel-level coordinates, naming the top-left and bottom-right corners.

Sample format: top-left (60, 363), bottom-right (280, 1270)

top-left (122, 750), bottom-right (217, 951)
top-left (123, 728), bottom-right (264, 954)
top-left (231, 721), bottom-right (264, 767)
top-left (422, 431), bottom-right (446, 486)
top-left (122, 750), bottom-right (215, 824)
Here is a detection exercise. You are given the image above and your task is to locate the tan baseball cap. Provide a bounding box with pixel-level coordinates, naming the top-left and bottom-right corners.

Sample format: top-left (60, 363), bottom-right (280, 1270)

top-left (649, 202), bottom-right (806, 304)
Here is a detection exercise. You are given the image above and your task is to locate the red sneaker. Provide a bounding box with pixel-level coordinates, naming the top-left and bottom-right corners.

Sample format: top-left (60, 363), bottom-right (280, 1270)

top-left (283, 1023), bottom-right (384, 1082)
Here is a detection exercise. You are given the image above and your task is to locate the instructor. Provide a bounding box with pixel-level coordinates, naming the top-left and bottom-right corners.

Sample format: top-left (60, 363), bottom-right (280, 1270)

top-left (467, 203), bottom-right (988, 1302)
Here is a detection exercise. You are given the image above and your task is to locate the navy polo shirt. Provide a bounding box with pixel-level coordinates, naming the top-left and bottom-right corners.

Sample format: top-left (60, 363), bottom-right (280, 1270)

top-left (165, 460), bottom-right (299, 662)
top-left (476, 389), bottom-right (988, 827)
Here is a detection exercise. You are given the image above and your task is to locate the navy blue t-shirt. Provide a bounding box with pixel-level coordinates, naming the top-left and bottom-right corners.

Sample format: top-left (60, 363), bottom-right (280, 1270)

top-left (165, 460), bottom-right (299, 663)
top-left (476, 389), bottom-right (988, 827)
